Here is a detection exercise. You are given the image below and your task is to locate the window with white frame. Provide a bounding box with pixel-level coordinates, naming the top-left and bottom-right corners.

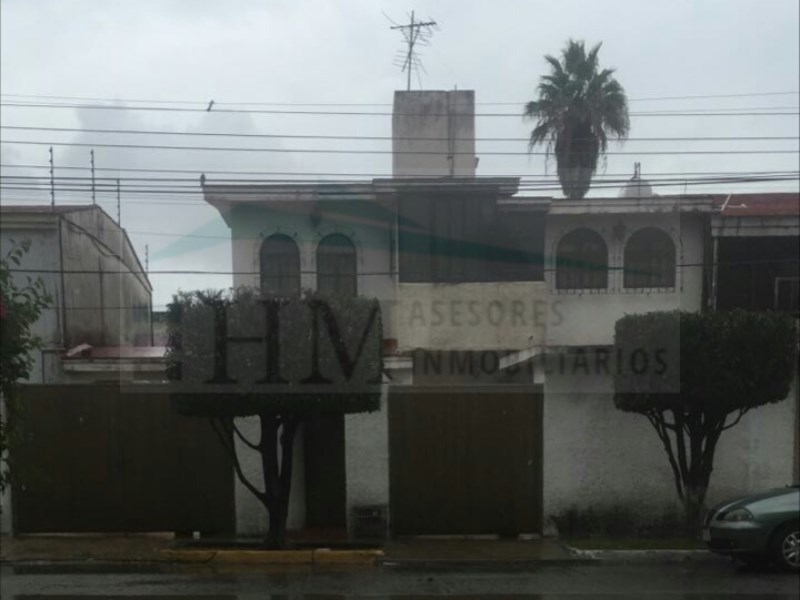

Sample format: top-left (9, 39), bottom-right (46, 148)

top-left (317, 233), bottom-right (357, 297)
top-left (623, 228), bottom-right (676, 289)
top-left (260, 234), bottom-right (301, 296)
top-left (555, 228), bottom-right (608, 290)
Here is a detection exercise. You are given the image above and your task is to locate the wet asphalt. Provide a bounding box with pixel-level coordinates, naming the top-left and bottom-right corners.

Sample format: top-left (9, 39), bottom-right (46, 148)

top-left (1, 561), bottom-right (798, 598)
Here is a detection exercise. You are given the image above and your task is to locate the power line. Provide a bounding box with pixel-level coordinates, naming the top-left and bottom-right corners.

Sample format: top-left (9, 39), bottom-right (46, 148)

top-left (2, 175), bottom-right (797, 203)
top-left (5, 169), bottom-right (798, 183)
top-left (2, 173), bottom-right (798, 190)
top-left (8, 257), bottom-right (799, 277)
top-left (1, 101), bottom-right (798, 117)
top-left (2, 172), bottom-right (796, 189)
top-left (2, 124), bottom-right (797, 143)
top-left (4, 170), bottom-right (797, 185)
top-left (1, 90), bottom-right (798, 106)
top-left (4, 139), bottom-right (798, 156)
top-left (4, 163), bottom-right (798, 178)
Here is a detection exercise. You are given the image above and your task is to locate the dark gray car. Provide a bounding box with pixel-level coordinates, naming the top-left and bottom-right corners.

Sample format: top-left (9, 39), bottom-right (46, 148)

top-left (704, 485), bottom-right (799, 571)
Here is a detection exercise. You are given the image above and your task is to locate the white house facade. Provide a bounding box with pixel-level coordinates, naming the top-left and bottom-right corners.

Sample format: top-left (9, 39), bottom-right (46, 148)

top-left (203, 90), bottom-right (799, 538)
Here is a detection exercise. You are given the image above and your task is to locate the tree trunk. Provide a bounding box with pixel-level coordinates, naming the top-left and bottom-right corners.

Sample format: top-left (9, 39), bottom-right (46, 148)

top-left (208, 413), bottom-right (303, 549)
top-left (258, 412), bottom-right (300, 549)
top-left (681, 486), bottom-right (707, 533)
top-left (647, 410), bottom-right (724, 536)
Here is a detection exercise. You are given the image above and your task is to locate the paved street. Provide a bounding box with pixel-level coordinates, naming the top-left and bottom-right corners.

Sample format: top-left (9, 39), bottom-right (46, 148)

top-left (1, 561), bottom-right (797, 598)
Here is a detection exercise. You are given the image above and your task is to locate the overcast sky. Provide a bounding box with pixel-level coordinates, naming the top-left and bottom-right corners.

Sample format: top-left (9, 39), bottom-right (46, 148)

top-left (1, 0), bottom-right (798, 308)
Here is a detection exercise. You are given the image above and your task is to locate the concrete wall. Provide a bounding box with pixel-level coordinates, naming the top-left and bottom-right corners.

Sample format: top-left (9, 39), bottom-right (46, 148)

top-left (344, 361), bottom-right (412, 535)
top-left (344, 388), bottom-right (391, 531)
top-left (392, 90), bottom-right (476, 178)
top-left (60, 209), bottom-right (151, 347)
top-left (0, 226), bottom-right (62, 534)
top-left (543, 371), bottom-right (798, 522)
top-left (0, 228), bottom-right (63, 378)
top-left (545, 212), bottom-right (706, 346)
top-left (396, 281), bottom-right (548, 352)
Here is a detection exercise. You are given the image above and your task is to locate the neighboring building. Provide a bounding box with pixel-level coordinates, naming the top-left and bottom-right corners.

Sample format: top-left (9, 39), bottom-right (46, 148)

top-left (60, 344), bottom-right (166, 383)
top-left (0, 204), bottom-right (154, 533)
top-left (0, 204), bottom-right (153, 382)
top-left (533, 181), bottom-right (799, 522)
top-left (203, 90), bottom-right (800, 538)
top-left (711, 192), bottom-right (799, 314)
top-left (708, 192), bottom-right (800, 483)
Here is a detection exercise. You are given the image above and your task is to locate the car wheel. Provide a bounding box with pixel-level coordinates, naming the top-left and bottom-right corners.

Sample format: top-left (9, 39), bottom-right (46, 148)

top-left (769, 522), bottom-right (800, 572)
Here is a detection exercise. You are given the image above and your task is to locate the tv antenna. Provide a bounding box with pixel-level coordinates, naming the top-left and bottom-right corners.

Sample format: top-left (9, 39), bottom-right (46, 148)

top-left (388, 10), bottom-right (438, 91)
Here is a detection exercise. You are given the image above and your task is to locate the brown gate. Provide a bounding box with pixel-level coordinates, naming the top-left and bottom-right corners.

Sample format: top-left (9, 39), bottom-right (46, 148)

top-left (389, 386), bottom-right (543, 535)
top-left (11, 385), bottom-right (235, 534)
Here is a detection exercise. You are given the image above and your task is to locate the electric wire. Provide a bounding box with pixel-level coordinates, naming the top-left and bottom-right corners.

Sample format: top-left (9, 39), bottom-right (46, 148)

top-left (2, 100), bottom-right (798, 117)
top-left (3, 124), bottom-right (797, 143)
top-left (4, 139), bottom-right (798, 156)
top-left (2, 90), bottom-right (798, 106)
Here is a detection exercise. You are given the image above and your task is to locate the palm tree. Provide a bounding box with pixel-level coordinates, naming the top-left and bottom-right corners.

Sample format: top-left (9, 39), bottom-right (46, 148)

top-left (524, 40), bottom-right (630, 199)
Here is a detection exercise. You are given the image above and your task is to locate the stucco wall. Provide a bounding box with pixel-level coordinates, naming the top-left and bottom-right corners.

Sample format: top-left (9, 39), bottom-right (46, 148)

top-left (543, 371), bottom-right (798, 523)
top-left (396, 282), bottom-right (549, 352)
top-left (0, 227), bottom-right (62, 534)
top-left (392, 90), bottom-right (476, 178)
top-left (545, 212), bottom-right (706, 346)
top-left (60, 211), bottom-right (151, 347)
top-left (227, 200), bottom-right (397, 335)
top-left (344, 386), bottom-right (391, 532)
top-left (0, 227), bottom-right (63, 365)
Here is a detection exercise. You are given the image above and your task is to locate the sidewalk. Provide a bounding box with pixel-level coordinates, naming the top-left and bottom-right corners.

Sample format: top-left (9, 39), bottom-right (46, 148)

top-left (1, 534), bottom-right (579, 567)
top-left (7, 534), bottom-right (719, 567)
top-left (1, 533), bottom-right (173, 563)
top-left (382, 538), bottom-right (578, 567)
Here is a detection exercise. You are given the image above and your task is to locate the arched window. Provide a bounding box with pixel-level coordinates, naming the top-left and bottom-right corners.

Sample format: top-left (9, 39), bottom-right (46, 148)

top-left (624, 228), bottom-right (676, 288)
top-left (317, 234), bottom-right (357, 296)
top-left (556, 229), bottom-right (608, 290)
top-left (260, 234), bottom-right (300, 296)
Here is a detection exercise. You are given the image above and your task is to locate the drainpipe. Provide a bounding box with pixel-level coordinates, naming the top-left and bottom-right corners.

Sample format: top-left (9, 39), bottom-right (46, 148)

top-left (710, 234), bottom-right (719, 311)
top-left (98, 256), bottom-right (106, 346)
top-left (708, 195), bottom-right (730, 312)
top-left (57, 216), bottom-right (68, 348)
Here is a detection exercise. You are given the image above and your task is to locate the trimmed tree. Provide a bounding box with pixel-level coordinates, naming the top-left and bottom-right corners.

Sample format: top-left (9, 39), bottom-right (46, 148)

top-left (166, 288), bottom-right (382, 547)
top-left (614, 310), bottom-right (797, 527)
top-left (0, 240), bottom-right (52, 498)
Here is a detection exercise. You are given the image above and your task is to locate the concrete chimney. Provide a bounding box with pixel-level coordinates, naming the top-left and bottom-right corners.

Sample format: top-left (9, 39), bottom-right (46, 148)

top-left (392, 90), bottom-right (476, 178)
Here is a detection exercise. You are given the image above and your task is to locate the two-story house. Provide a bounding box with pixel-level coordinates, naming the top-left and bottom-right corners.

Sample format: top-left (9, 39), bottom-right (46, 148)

top-left (204, 90), bottom-right (799, 539)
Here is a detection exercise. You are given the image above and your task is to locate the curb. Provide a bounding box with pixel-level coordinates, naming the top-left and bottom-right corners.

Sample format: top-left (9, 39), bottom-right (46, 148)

top-left (380, 557), bottom-right (594, 569)
top-left (159, 548), bottom-right (384, 566)
top-left (566, 548), bottom-right (727, 564)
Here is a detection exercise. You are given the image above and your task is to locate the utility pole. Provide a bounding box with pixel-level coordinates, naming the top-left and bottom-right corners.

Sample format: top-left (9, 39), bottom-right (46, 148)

top-left (145, 244), bottom-right (149, 273)
top-left (390, 10), bottom-right (437, 90)
top-left (49, 146), bottom-right (55, 207)
top-left (116, 178), bottom-right (121, 224)
top-left (90, 149), bottom-right (96, 205)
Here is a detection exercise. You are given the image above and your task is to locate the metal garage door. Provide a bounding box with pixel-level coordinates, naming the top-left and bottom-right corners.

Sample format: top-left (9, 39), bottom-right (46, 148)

top-left (389, 385), bottom-right (543, 535)
top-left (11, 385), bottom-right (235, 534)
